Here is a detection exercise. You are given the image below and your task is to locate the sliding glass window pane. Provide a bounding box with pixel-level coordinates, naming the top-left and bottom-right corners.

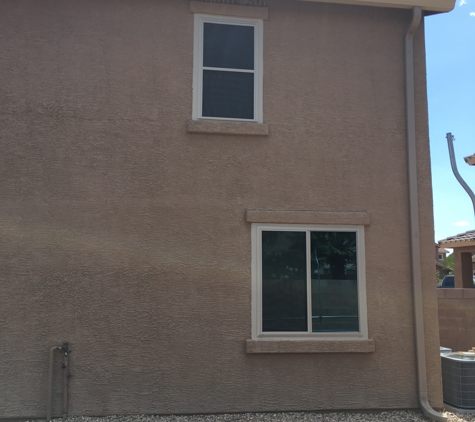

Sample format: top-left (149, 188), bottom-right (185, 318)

top-left (203, 23), bottom-right (254, 70)
top-left (311, 232), bottom-right (359, 332)
top-left (202, 70), bottom-right (254, 119)
top-left (262, 231), bottom-right (307, 332)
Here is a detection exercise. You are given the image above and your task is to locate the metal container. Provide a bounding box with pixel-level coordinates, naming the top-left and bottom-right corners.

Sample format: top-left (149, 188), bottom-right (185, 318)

top-left (441, 352), bottom-right (475, 409)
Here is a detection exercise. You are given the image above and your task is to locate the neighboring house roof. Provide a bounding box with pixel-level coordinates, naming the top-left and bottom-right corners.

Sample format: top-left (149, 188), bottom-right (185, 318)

top-left (439, 230), bottom-right (475, 248)
top-left (436, 260), bottom-right (452, 271)
top-left (438, 248), bottom-right (449, 254)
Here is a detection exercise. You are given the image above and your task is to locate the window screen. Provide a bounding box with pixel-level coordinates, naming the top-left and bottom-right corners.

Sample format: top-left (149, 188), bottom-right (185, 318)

top-left (201, 22), bottom-right (255, 120)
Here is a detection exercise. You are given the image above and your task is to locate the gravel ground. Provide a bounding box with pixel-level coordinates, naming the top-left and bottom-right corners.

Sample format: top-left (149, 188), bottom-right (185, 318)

top-left (25, 411), bottom-right (475, 422)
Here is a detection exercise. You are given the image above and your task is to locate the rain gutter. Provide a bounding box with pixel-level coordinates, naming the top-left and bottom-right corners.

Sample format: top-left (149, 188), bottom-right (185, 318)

top-left (405, 7), bottom-right (447, 422)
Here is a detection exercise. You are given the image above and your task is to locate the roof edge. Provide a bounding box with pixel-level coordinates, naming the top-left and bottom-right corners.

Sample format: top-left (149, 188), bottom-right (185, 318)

top-left (439, 240), bottom-right (475, 248)
top-left (296, 0), bottom-right (455, 13)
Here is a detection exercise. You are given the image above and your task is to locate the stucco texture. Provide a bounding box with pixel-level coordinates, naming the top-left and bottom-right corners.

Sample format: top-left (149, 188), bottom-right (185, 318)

top-left (438, 288), bottom-right (475, 352)
top-left (0, 0), bottom-right (442, 417)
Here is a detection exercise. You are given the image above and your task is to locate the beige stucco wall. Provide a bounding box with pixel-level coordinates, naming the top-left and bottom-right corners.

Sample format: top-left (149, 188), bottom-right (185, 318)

top-left (438, 288), bottom-right (475, 352)
top-left (0, 0), bottom-right (442, 417)
top-left (451, 246), bottom-right (475, 287)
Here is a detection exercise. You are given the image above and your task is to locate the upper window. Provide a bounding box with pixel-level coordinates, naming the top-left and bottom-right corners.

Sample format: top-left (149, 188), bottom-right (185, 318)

top-left (251, 224), bottom-right (368, 340)
top-left (193, 14), bottom-right (263, 123)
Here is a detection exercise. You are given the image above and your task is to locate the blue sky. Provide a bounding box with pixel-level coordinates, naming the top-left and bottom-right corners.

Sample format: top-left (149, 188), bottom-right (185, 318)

top-left (425, 1), bottom-right (475, 243)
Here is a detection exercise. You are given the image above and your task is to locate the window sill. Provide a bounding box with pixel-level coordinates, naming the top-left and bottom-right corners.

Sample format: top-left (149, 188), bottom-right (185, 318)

top-left (246, 339), bottom-right (375, 354)
top-left (187, 120), bottom-right (269, 136)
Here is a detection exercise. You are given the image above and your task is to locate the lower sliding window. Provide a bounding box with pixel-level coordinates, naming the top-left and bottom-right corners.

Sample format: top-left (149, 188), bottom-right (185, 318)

top-left (251, 224), bottom-right (367, 340)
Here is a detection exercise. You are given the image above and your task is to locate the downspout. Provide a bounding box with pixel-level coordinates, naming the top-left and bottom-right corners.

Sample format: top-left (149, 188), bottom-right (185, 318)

top-left (62, 345), bottom-right (69, 418)
top-left (405, 7), bottom-right (447, 422)
top-left (47, 345), bottom-right (61, 422)
top-left (47, 342), bottom-right (71, 421)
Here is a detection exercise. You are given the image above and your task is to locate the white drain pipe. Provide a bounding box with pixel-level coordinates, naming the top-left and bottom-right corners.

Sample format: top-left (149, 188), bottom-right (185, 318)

top-left (405, 7), bottom-right (447, 422)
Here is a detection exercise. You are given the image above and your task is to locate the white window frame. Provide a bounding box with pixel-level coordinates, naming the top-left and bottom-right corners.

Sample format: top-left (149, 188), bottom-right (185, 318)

top-left (192, 14), bottom-right (264, 123)
top-left (251, 224), bottom-right (368, 341)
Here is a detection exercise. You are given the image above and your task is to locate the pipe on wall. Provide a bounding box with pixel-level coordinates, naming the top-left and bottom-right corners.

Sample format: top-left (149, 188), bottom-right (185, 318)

top-left (47, 343), bottom-right (70, 421)
top-left (404, 7), bottom-right (447, 422)
top-left (62, 347), bottom-right (69, 418)
top-left (446, 132), bottom-right (475, 218)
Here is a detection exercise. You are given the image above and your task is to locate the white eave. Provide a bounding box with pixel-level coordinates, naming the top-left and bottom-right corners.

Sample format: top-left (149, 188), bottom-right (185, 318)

top-left (297, 0), bottom-right (455, 12)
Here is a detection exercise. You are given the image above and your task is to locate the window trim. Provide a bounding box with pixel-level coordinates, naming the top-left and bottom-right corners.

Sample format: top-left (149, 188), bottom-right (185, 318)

top-left (251, 224), bottom-right (368, 341)
top-left (192, 14), bottom-right (264, 123)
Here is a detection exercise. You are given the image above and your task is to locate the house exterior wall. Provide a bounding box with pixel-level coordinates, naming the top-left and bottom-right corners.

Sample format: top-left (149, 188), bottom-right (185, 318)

top-left (0, 0), bottom-right (442, 417)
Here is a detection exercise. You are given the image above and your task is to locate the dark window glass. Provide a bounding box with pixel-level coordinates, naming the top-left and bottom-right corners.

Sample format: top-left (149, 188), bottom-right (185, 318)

top-left (203, 23), bottom-right (254, 70)
top-left (262, 231), bottom-right (307, 332)
top-left (311, 232), bottom-right (359, 332)
top-left (202, 70), bottom-right (254, 119)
